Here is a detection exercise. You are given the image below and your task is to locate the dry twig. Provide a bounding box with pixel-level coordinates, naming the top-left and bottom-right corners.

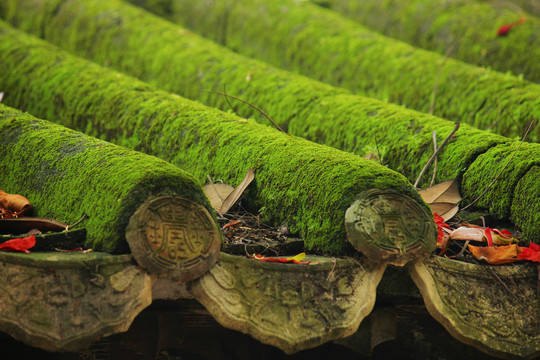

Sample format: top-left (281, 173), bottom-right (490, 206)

top-left (203, 90), bottom-right (287, 134)
top-left (66, 213), bottom-right (88, 231)
top-left (414, 122), bottom-right (460, 188)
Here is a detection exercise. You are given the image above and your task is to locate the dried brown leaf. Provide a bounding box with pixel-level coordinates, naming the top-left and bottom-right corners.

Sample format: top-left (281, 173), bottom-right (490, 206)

top-left (430, 202), bottom-right (459, 221)
top-left (220, 168), bottom-right (255, 214)
top-left (0, 189), bottom-right (32, 215)
top-left (202, 183), bottom-right (234, 211)
top-left (419, 179), bottom-right (461, 204)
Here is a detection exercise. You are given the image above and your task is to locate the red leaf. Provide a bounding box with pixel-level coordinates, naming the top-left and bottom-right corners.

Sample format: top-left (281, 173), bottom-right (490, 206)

top-left (433, 212), bottom-right (450, 248)
top-left (484, 227), bottom-right (494, 246)
top-left (517, 243), bottom-right (540, 263)
top-left (0, 235), bottom-right (36, 254)
top-left (497, 16), bottom-right (526, 36)
top-left (433, 213), bottom-right (450, 229)
top-left (497, 24), bottom-right (511, 36)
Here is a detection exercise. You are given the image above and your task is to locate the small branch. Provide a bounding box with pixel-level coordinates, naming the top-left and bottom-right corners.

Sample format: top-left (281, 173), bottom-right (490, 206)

top-left (429, 131), bottom-right (438, 186)
top-left (203, 90), bottom-right (287, 134)
top-left (66, 213), bottom-right (88, 231)
top-left (222, 85), bottom-right (242, 118)
top-left (414, 122), bottom-right (460, 188)
top-left (460, 120), bottom-right (533, 212)
top-left (455, 239), bottom-right (470, 258)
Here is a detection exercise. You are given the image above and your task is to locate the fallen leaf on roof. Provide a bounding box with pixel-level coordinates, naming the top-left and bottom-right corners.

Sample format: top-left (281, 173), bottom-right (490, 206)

top-left (497, 16), bottom-right (526, 36)
top-left (0, 235), bottom-right (36, 254)
top-left (419, 179), bottom-right (461, 221)
top-left (467, 243), bottom-right (521, 264)
top-left (203, 182), bottom-right (234, 211)
top-left (450, 226), bottom-right (518, 245)
top-left (517, 242), bottom-right (540, 263)
top-left (251, 252), bottom-right (311, 265)
top-left (220, 168), bottom-right (255, 214)
top-left (434, 212), bottom-right (451, 248)
top-left (0, 189), bottom-right (32, 217)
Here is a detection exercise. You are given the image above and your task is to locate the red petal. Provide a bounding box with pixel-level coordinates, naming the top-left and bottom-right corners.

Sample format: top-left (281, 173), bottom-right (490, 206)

top-left (497, 24), bottom-right (511, 36)
top-left (518, 243), bottom-right (540, 263)
top-left (484, 227), bottom-right (494, 246)
top-left (499, 229), bottom-right (513, 237)
top-left (0, 235), bottom-right (36, 253)
top-left (437, 227), bottom-right (444, 246)
top-left (433, 213), bottom-right (450, 228)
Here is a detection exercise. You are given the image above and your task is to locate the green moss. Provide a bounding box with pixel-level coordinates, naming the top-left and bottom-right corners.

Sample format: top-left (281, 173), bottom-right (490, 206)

top-left (121, 0), bottom-right (539, 141)
top-left (0, 23), bottom-right (426, 255)
top-left (512, 166), bottom-right (540, 243)
top-left (477, 0), bottom-right (540, 18)
top-left (0, 1), bottom-right (513, 189)
top-left (462, 142), bottom-right (540, 219)
top-left (0, 104), bottom-right (212, 253)
top-left (310, 0), bottom-right (540, 83)
top-left (0, 8), bottom-right (538, 243)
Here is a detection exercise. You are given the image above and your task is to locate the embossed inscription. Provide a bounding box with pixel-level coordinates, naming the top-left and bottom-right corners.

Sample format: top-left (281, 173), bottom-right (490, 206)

top-left (345, 189), bottom-right (436, 264)
top-left (127, 196), bottom-right (221, 280)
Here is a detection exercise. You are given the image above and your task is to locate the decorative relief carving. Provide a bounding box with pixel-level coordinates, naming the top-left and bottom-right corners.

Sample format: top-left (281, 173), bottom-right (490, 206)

top-left (127, 196), bottom-right (221, 281)
top-left (190, 253), bottom-right (386, 354)
top-left (0, 253), bottom-right (152, 352)
top-left (345, 189), bottom-right (436, 266)
top-left (409, 256), bottom-right (540, 359)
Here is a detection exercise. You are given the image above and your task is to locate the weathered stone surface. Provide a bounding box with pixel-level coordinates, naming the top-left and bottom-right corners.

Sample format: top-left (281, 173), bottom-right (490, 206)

top-left (190, 253), bottom-right (386, 354)
top-left (126, 196), bottom-right (221, 281)
top-left (345, 189), bottom-right (436, 266)
top-left (409, 256), bottom-right (540, 359)
top-left (151, 276), bottom-right (193, 300)
top-left (0, 252), bottom-right (152, 352)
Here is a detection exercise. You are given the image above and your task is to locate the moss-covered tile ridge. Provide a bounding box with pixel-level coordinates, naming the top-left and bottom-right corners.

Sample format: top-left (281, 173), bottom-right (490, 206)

top-left (0, 104), bottom-right (212, 253)
top-left (0, 22), bottom-right (427, 255)
top-left (311, 0), bottom-right (540, 83)
top-left (462, 142), bottom-right (540, 229)
top-left (121, 0), bottom-right (540, 141)
top-left (0, 2), bottom-right (518, 189)
top-left (511, 166), bottom-right (540, 243)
